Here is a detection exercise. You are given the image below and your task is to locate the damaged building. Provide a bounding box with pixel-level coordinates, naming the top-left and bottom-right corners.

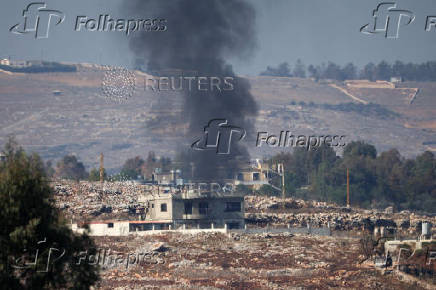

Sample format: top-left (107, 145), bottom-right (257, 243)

top-left (138, 189), bottom-right (245, 230)
top-left (72, 186), bottom-right (245, 236)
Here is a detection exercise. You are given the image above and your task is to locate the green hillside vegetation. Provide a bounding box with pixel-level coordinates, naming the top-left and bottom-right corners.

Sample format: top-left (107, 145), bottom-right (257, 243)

top-left (268, 141), bottom-right (436, 213)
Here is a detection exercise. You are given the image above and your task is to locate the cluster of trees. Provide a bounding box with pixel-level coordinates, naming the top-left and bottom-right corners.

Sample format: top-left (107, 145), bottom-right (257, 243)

top-left (43, 151), bottom-right (174, 182)
top-left (261, 59), bottom-right (436, 82)
top-left (115, 152), bottom-right (172, 180)
top-left (266, 142), bottom-right (436, 213)
top-left (53, 155), bottom-right (88, 180)
top-left (260, 59), bottom-right (306, 78)
top-left (0, 138), bottom-right (99, 288)
top-left (45, 146), bottom-right (435, 213)
top-left (0, 61), bottom-right (76, 73)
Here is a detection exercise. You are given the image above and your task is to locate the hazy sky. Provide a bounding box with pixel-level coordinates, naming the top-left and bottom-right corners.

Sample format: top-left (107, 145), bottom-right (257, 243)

top-left (1, 0), bottom-right (436, 74)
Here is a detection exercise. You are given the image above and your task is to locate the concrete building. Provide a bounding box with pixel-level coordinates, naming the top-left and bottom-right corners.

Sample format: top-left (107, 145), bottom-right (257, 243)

top-left (140, 190), bottom-right (245, 230)
top-left (234, 159), bottom-right (270, 190)
top-left (72, 187), bottom-right (245, 236)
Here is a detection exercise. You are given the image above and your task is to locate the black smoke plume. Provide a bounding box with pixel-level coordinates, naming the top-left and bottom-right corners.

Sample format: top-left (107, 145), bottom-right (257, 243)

top-left (126, 0), bottom-right (258, 181)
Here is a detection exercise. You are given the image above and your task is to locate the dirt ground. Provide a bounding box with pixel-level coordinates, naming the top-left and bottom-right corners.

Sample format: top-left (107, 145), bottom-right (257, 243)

top-left (90, 232), bottom-right (423, 289)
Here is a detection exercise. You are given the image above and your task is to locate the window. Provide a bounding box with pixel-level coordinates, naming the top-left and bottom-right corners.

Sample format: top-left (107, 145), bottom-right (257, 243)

top-left (107, 223), bottom-right (114, 228)
top-left (226, 222), bottom-right (240, 229)
top-left (253, 172), bottom-right (260, 181)
top-left (184, 202), bottom-right (192, 215)
top-left (152, 204), bottom-right (154, 208)
top-left (237, 173), bottom-right (244, 181)
top-left (160, 203), bottom-right (167, 212)
top-left (199, 202), bottom-right (209, 215)
top-left (225, 202), bottom-right (241, 212)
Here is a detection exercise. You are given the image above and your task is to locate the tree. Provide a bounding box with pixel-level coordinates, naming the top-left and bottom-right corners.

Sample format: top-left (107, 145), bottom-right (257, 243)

top-left (375, 61), bottom-right (392, 80)
top-left (342, 63), bottom-right (357, 80)
top-left (392, 60), bottom-right (405, 78)
top-left (360, 62), bottom-right (376, 81)
top-left (343, 141), bottom-right (377, 159)
top-left (55, 155), bottom-right (88, 180)
top-left (260, 62), bottom-right (292, 77)
top-left (307, 64), bottom-right (319, 80)
top-left (120, 156), bottom-right (144, 180)
top-left (0, 138), bottom-right (99, 288)
top-left (44, 160), bottom-right (55, 178)
top-left (293, 59), bottom-right (306, 78)
top-left (323, 62), bottom-right (343, 80)
top-left (89, 168), bottom-right (107, 181)
top-left (266, 137), bottom-right (436, 211)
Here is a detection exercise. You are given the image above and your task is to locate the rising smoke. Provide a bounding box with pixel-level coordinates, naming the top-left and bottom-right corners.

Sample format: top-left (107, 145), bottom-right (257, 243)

top-left (125, 0), bottom-right (258, 181)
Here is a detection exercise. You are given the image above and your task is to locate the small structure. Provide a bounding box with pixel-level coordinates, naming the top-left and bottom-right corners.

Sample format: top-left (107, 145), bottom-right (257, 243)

top-left (390, 76), bottom-right (402, 83)
top-left (0, 58), bottom-right (10, 66)
top-left (234, 159), bottom-right (270, 190)
top-left (0, 152), bottom-right (6, 162)
top-left (152, 168), bottom-right (182, 185)
top-left (422, 222), bottom-right (432, 240)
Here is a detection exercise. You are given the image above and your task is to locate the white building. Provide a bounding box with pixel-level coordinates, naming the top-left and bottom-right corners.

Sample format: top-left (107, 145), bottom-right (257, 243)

top-left (0, 59), bottom-right (10, 66)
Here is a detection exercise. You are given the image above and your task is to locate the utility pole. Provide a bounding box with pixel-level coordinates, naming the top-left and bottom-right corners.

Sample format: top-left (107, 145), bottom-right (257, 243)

top-left (99, 153), bottom-right (104, 183)
top-left (346, 168), bottom-right (350, 208)
top-left (278, 163), bottom-right (285, 199)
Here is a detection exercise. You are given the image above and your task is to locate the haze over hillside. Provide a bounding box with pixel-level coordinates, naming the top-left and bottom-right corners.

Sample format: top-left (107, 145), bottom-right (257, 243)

top-left (0, 64), bottom-right (434, 172)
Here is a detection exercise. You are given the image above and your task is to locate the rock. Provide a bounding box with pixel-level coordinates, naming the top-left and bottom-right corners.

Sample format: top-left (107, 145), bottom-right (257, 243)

top-left (152, 242), bottom-right (169, 252)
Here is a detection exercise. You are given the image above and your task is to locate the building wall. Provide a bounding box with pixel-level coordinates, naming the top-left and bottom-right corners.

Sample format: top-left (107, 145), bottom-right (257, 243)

top-left (147, 196), bottom-right (173, 220)
top-left (171, 197), bottom-right (244, 228)
top-left (80, 222), bottom-right (130, 236)
top-left (141, 195), bottom-right (245, 229)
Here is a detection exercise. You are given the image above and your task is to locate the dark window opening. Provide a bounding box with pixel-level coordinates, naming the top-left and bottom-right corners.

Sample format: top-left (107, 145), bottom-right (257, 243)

top-left (253, 172), bottom-right (260, 181)
top-left (160, 203), bottom-right (167, 212)
top-left (199, 202), bottom-right (209, 215)
top-left (225, 202), bottom-right (241, 212)
top-left (237, 173), bottom-right (244, 181)
top-left (184, 202), bottom-right (192, 215)
top-left (107, 223), bottom-right (114, 228)
top-left (226, 222), bottom-right (240, 229)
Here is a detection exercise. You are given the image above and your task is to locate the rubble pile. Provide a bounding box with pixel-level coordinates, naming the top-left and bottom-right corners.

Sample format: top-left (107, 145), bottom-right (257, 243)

top-left (53, 180), bottom-right (150, 221)
top-left (245, 195), bottom-right (333, 211)
top-left (245, 195), bottom-right (436, 235)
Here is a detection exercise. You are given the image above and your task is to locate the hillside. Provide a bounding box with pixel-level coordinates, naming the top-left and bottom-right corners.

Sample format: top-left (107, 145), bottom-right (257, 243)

top-left (0, 66), bottom-right (434, 171)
